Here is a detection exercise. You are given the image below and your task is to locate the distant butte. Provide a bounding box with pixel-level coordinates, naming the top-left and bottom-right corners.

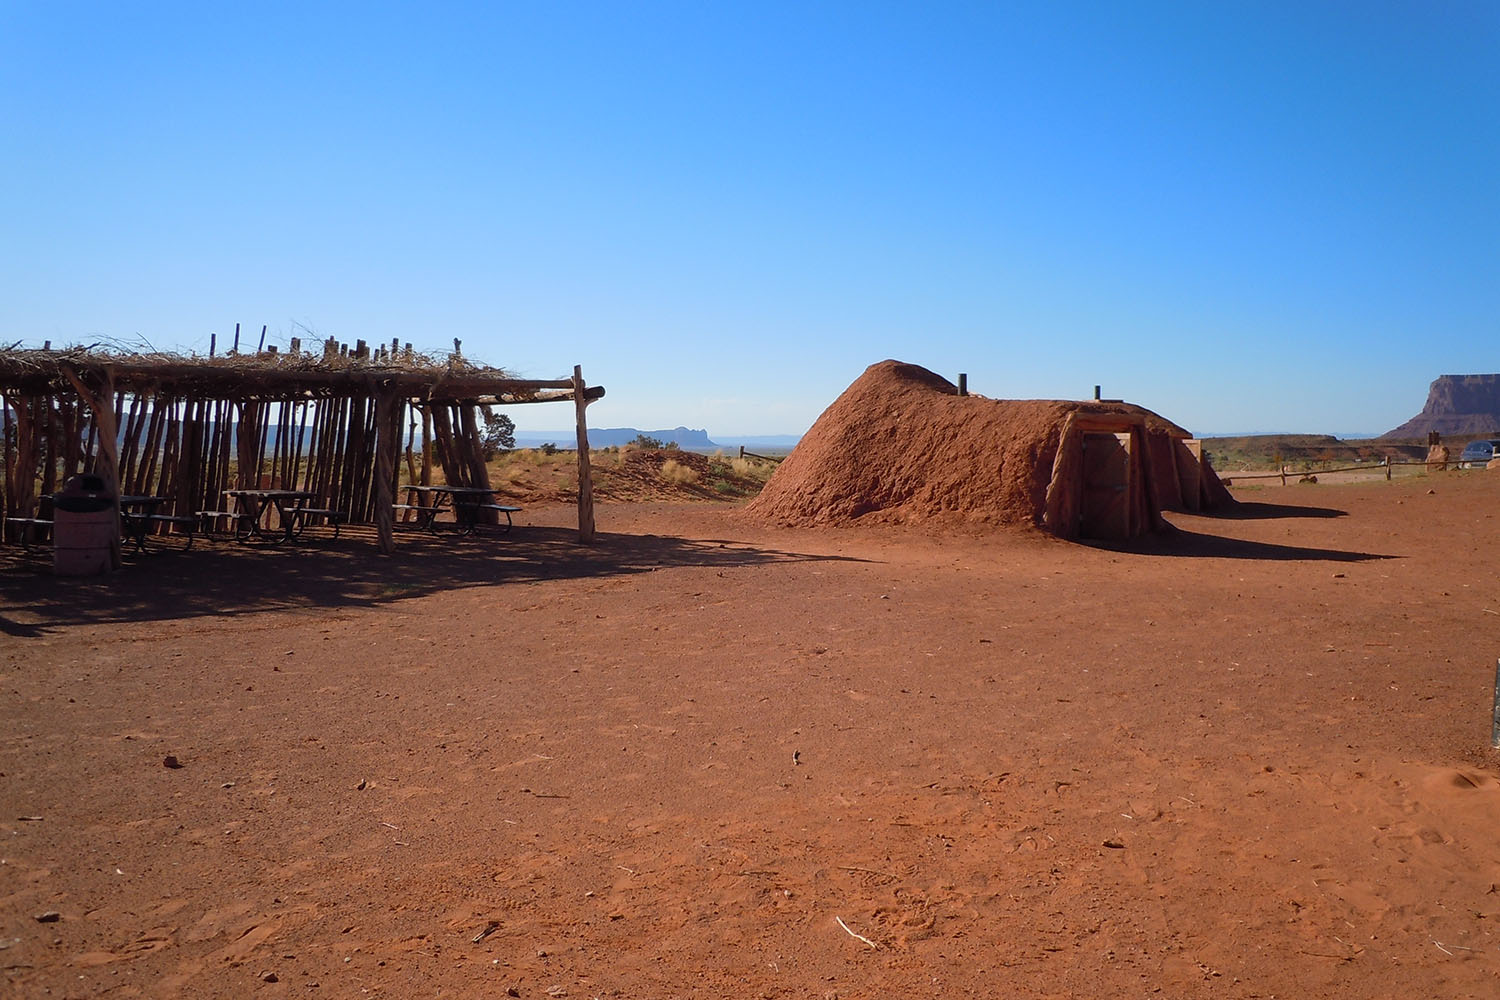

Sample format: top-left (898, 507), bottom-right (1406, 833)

top-left (1382, 374), bottom-right (1500, 438)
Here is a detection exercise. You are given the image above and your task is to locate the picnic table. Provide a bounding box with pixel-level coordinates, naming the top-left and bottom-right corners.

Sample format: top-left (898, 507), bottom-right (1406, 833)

top-left (395, 485), bottom-right (520, 535)
top-left (222, 489), bottom-right (318, 544)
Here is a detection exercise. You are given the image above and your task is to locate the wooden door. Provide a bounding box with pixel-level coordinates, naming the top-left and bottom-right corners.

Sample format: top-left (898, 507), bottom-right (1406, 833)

top-left (1175, 438), bottom-right (1203, 512)
top-left (1080, 432), bottom-right (1132, 539)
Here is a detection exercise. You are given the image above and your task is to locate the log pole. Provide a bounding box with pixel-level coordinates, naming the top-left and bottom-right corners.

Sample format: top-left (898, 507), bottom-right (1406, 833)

top-left (374, 384), bottom-right (398, 555)
top-left (59, 364), bottom-right (122, 570)
top-left (573, 365), bottom-right (595, 544)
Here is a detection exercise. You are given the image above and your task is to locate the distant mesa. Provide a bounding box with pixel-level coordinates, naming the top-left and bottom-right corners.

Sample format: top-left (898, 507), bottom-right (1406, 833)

top-left (514, 426), bottom-right (718, 449)
top-left (594, 426), bottom-right (718, 449)
top-left (1382, 375), bottom-right (1500, 439)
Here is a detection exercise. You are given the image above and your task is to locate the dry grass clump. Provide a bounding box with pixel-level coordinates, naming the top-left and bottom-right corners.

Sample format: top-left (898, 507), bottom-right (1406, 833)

top-left (731, 457), bottom-right (757, 477)
top-left (519, 446), bottom-right (571, 466)
top-left (659, 459), bottom-right (701, 485)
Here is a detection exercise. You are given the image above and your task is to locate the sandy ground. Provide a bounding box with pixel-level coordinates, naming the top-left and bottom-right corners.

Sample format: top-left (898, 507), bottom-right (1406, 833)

top-left (3, 472), bottom-right (1499, 999)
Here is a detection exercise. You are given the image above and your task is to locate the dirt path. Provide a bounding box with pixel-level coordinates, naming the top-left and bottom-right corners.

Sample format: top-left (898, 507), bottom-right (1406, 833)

top-left (3, 473), bottom-right (1499, 998)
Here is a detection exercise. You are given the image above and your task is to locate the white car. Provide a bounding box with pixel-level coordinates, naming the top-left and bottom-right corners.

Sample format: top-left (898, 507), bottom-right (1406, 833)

top-left (1459, 438), bottom-right (1500, 467)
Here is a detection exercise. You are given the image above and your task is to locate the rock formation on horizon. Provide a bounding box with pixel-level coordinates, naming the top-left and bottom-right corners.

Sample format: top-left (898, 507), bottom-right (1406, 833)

top-left (589, 426), bottom-right (718, 449)
top-left (1382, 375), bottom-right (1500, 439)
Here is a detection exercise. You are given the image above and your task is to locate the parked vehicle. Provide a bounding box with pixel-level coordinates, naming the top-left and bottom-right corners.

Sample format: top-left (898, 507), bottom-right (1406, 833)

top-left (1458, 438), bottom-right (1500, 467)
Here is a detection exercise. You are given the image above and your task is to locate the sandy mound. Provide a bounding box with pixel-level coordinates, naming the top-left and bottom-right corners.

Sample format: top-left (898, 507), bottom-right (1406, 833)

top-left (746, 360), bottom-right (1191, 529)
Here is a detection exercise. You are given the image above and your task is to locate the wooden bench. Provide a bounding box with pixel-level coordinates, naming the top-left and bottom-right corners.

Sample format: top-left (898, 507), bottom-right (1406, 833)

top-left (391, 501), bottom-right (522, 535)
top-left (197, 510), bottom-right (247, 536)
top-left (392, 503), bottom-right (443, 531)
top-left (473, 504), bottom-right (522, 533)
top-left (141, 514), bottom-right (199, 551)
top-left (284, 506), bottom-right (346, 539)
top-left (5, 517), bottom-right (53, 550)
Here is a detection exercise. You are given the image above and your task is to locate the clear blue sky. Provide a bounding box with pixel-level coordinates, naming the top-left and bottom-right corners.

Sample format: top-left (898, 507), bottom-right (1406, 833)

top-left (2, 2), bottom-right (1495, 437)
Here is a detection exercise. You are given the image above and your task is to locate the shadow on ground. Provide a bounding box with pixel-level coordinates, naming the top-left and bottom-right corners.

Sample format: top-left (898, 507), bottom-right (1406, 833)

top-left (0, 524), bottom-right (869, 635)
top-left (1205, 500), bottom-right (1348, 520)
top-left (1093, 526), bottom-right (1394, 562)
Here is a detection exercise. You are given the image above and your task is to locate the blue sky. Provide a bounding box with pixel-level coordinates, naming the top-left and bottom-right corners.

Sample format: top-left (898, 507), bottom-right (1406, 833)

top-left (2, 2), bottom-right (1495, 436)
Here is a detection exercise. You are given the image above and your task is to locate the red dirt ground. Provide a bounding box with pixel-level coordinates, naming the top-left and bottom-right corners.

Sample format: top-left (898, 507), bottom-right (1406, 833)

top-left (3, 472), bottom-right (1499, 998)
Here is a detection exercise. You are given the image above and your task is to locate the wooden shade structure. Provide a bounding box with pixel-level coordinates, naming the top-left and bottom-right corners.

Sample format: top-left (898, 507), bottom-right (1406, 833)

top-left (0, 339), bottom-right (604, 562)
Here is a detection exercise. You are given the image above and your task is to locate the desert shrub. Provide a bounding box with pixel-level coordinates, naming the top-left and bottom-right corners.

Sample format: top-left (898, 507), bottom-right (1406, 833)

top-left (659, 459), bottom-right (700, 485)
top-left (731, 457), bottom-right (755, 477)
top-left (480, 411), bottom-right (516, 459)
top-left (539, 442), bottom-right (558, 456)
top-left (631, 433), bottom-right (664, 449)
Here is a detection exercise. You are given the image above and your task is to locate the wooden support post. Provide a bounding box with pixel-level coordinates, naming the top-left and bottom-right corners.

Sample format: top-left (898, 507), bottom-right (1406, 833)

top-left (958, 373), bottom-right (967, 396)
top-left (459, 404), bottom-right (491, 490)
top-left (404, 411), bottom-right (418, 493)
top-left (40, 397), bottom-right (58, 505)
top-left (232, 323), bottom-right (240, 353)
top-left (59, 364), bottom-right (122, 571)
top-left (573, 365), bottom-right (595, 544)
top-left (6, 397), bottom-right (36, 524)
top-left (209, 332), bottom-right (216, 357)
top-left (420, 406), bottom-right (433, 486)
top-left (374, 384), bottom-right (398, 555)
top-left (257, 324), bottom-right (267, 353)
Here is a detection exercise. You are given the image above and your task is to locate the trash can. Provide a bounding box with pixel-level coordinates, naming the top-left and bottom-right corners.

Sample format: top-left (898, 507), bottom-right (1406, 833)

top-left (53, 474), bottom-right (116, 576)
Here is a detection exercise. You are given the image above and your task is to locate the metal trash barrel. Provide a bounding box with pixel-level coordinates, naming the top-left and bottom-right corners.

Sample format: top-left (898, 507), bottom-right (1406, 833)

top-left (53, 474), bottom-right (116, 576)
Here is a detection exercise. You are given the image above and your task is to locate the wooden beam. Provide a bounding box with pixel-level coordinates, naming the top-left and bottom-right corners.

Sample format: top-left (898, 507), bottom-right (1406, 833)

top-left (1, 357), bottom-right (578, 398)
top-left (465, 385), bottom-right (607, 406)
top-left (573, 365), bottom-right (595, 544)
